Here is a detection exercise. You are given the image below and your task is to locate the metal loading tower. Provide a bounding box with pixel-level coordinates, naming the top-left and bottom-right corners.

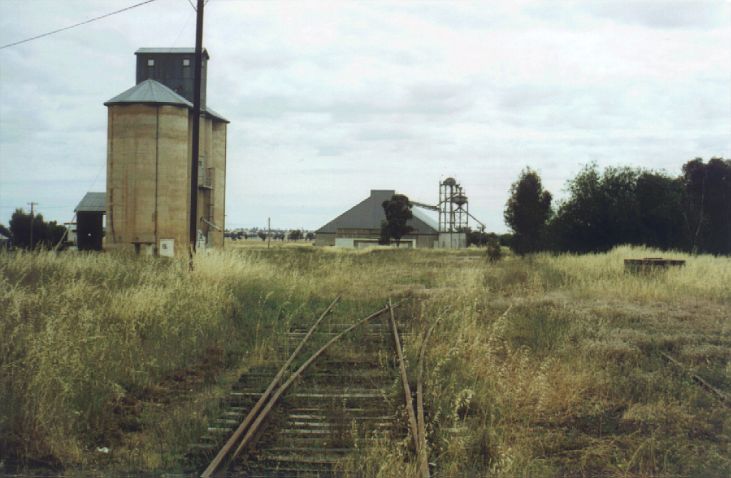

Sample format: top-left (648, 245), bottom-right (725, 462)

top-left (412, 177), bottom-right (486, 249)
top-left (438, 177), bottom-right (469, 233)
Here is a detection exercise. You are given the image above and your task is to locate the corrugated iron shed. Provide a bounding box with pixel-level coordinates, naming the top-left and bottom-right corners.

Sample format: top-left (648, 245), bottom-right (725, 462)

top-left (75, 192), bottom-right (106, 213)
top-left (316, 190), bottom-right (439, 234)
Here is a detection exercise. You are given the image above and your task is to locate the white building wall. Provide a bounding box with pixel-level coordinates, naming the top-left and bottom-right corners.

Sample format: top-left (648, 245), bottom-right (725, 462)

top-left (438, 232), bottom-right (467, 249)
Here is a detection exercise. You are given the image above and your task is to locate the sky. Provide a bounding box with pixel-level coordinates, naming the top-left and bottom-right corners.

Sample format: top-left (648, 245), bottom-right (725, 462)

top-left (1, 0), bottom-right (729, 233)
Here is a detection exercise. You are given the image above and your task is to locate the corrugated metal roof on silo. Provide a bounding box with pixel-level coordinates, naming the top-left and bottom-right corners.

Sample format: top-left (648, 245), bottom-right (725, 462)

top-left (75, 192), bottom-right (106, 213)
top-left (204, 106), bottom-right (230, 124)
top-left (105, 79), bottom-right (230, 123)
top-left (104, 79), bottom-right (193, 107)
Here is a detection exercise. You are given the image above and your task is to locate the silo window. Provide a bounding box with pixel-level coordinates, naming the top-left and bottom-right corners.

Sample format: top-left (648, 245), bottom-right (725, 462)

top-left (147, 59), bottom-right (155, 66)
top-left (183, 58), bottom-right (191, 67)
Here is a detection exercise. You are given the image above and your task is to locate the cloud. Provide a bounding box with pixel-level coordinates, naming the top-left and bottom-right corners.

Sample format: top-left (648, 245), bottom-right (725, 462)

top-left (584, 1), bottom-right (729, 30)
top-left (1, 0), bottom-right (730, 233)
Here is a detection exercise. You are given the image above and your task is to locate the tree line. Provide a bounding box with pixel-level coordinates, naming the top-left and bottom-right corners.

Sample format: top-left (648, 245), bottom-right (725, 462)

top-left (504, 157), bottom-right (731, 255)
top-left (0, 209), bottom-right (67, 250)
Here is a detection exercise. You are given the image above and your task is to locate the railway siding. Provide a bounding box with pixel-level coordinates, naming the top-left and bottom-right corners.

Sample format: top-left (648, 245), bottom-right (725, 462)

top-left (188, 300), bottom-right (415, 477)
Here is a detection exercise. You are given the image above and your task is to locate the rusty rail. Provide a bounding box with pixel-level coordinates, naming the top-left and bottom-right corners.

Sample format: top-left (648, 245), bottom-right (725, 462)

top-left (201, 300), bottom-right (398, 477)
top-left (415, 316), bottom-right (440, 478)
top-left (660, 351), bottom-right (729, 407)
top-left (200, 296), bottom-right (340, 478)
top-left (388, 298), bottom-right (420, 454)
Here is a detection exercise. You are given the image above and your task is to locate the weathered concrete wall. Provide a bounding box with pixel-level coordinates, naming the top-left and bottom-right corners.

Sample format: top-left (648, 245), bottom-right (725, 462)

top-left (107, 104), bottom-right (227, 256)
top-left (315, 233), bottom-right (336, 246)
top-left (107, 104), bottom-right (190, 255)
top-left (210, 121), bottom-right (227, 248)
top-left (156, 105), bottom-right (192, 252)
top-left (193, 116), bottom-right (226, 249)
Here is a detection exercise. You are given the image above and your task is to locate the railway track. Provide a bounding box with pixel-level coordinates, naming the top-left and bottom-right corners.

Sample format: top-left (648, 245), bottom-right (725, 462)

top-left (188, 297), bottom-right (419, 477)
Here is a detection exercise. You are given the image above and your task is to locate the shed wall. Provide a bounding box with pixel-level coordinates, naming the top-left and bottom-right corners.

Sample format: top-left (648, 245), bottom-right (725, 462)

top-left (315, 230), bottom-right (437, 248)
top-left (76, 212), bottom-right (104, 251)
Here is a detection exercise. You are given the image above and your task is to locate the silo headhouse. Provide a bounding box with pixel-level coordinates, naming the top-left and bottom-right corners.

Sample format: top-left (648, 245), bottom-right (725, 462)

top-left (104, 48), bottom-right (228, 256)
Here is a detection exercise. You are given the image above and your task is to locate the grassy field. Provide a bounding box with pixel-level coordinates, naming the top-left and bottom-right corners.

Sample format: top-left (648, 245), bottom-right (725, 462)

top-left (0, 243), bottom-right (729, 476)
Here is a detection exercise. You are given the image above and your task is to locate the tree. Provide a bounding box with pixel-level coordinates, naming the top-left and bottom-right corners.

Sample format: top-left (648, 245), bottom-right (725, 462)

top-left (504, 168), bottom-right (552, 254)
top-left (8, 208), bottom-right (66, 250)
top-left (486, 238), bottom-right (502, 262)
top-left (501, 159), bottom-right (729, 256)
top-left (305, 232), bottom-right (315, 241)
top-left (681, 157), bottom-right (731, 255)
top-left (636, 171), bottom-right (684, 250)
top-left (380, 194), bottom-right (413, 247)
top-left (549, 165), bottom-right (643, 253)
top-left (257, 230), bottom-right (267, 241)
top-left (288, 229), bottom-right (303, 241)
top-left (548, 165), bottom-right (601, 253)
top-left (0, 223), bottom-right (10, 238)
top-left (497, 233), bottom-right (513, 248)
top-left (466, 229), bottom-right (494, 247)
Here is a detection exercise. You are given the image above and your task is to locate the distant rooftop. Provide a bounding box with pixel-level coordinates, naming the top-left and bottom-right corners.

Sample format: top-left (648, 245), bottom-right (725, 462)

top-left (135, 47), bottom-right (210, 59)
top-left (75, 192), bottom-right (106, 213)
top-left (317, 189), bottom-right (438, 234)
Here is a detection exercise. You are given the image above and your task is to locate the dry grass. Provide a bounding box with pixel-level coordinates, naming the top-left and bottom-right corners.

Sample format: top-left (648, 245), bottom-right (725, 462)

top-left (1, 243), bottom-right (729, 476)
top-left (408, 246), bottom-right (730, 477)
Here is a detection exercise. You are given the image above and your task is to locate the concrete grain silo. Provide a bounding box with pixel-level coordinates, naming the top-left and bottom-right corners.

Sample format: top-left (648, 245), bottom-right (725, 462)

top-left (104, 48), bottom-right (228, 256)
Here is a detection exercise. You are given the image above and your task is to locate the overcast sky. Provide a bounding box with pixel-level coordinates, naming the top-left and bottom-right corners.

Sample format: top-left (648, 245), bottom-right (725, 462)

top-left (1, 0), bottom-right (729, 232)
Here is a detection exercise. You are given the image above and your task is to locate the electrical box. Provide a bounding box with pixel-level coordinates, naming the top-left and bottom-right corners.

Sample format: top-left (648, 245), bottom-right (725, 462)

top-left (159, 238), bottom-right (175, 257)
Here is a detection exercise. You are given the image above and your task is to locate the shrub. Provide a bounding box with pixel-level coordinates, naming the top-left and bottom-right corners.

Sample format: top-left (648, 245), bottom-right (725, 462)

top-left (486, 239), bottom-right (503, 262)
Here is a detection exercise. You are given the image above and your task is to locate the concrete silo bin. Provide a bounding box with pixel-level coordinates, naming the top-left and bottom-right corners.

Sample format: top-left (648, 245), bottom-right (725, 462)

top-left (105, 79), bottom-right (192, 255)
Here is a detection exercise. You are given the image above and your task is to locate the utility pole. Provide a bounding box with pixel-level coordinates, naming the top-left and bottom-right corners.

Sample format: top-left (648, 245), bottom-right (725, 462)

top-left (189, 0), bottom-right (204, 263)
top-left (267, 217), bottom-right (271, 249)
top-left (28, 202), bottom-right (37, 250)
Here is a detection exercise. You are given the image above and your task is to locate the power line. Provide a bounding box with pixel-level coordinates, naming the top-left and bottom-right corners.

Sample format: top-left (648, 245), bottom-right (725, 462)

top-left (0, 0), bottom-right (158, 50)
top-left (172, 3), bottom-right (196, 46)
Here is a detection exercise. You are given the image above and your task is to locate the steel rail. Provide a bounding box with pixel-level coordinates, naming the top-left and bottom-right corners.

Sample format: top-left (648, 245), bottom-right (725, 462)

top-left (415, 316), bottom-right (441, 478)
top-left (388, 298), bottom-right (421, 464)
top-left (661, 351), bottom-right (730, 407)
top-left (207, 302), bottom-right (399, 476)
top-left (200, 296), bottom-right (341, 478)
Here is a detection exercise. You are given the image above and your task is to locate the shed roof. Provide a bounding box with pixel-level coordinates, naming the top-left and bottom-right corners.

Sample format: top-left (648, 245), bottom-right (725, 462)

top-left (316, 190), bottom-right (439, 234)
top-left (135, 47), bottom-right (210, 59)
top-left (104, 79), bottom-right (230, 123)
top-left (75, 192), bottom-right (106, 213)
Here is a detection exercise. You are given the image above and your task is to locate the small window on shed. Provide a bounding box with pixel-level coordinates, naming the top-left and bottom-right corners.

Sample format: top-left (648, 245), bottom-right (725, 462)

top-left (147, 59), bottom-right (155, 66)
top-left (183, 58), bottom-right (191, 67)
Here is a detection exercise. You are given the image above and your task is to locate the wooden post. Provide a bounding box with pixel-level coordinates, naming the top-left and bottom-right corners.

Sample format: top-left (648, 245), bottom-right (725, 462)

top-left (189, 0), bottom-right (204, 257)
top-left (28, 202), bottom-right (37, 250)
